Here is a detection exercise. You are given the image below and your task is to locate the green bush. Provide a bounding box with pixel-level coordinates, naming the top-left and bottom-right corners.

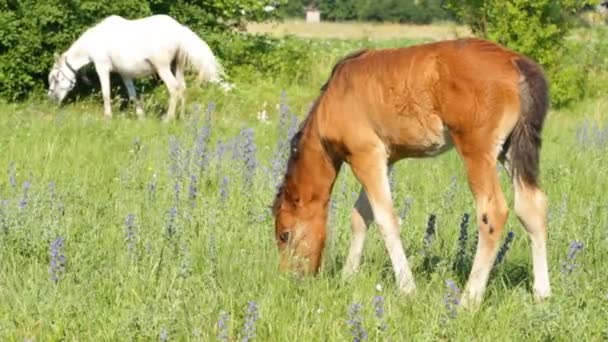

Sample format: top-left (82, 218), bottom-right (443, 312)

top-left (0, 0), bottom-right (283, 101)
top-left (446, 0), bottom-right (589, 107)
top-left (206, 32), bottom-right (315, 84)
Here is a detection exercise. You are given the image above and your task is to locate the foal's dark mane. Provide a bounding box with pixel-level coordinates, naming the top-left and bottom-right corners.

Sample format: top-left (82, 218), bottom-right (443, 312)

top-left (271, 49), bottom-right (369, 215)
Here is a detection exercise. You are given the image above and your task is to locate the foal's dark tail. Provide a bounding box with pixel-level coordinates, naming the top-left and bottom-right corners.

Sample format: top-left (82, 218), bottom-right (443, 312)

top-left (508, 57), bottom-right (549, 187)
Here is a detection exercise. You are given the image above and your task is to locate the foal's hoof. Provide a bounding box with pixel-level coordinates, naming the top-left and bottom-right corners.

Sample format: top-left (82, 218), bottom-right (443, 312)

top-left (397, 281), bottom-right (417, 296)
top-left (533, 289), bottom-right (551, 303)
top-left (460, 293), bottom-right (483, 311)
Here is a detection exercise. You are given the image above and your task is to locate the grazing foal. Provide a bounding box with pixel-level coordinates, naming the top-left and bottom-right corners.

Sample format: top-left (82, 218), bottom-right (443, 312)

top-left (272, 38), bottom-right (550, 307)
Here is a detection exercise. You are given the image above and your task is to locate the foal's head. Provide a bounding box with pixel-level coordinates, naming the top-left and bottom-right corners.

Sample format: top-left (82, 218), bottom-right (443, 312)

top-left (48, 53), bottom-right (77, 103)
top-left (272, 181), bottom-right (328, 275)
top-left (272, 127), bottom-right (331, 275)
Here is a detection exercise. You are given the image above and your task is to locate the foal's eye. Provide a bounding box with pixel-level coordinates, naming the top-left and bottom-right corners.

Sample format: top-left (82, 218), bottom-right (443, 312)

top-left (279, 231), bottom-right (291, 243)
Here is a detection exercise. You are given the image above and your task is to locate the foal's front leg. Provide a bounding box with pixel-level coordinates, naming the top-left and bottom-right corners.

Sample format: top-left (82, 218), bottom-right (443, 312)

top-left (94, 63), bottom-right (112, 118)
top-left (349, 149), bottom-right (416, 294)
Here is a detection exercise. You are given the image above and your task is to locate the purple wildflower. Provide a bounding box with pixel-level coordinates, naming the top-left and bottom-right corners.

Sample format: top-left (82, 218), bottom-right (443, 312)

top-left (168, 136), bottom-right (181, 178)
top-left (48, 181), bottom-right (64, 218)
top-left (457, 213), bottom-right (469, 258)
top-left (194, 104), bottom-right (213, 172)
top-left (49, 237), bottom-right (66, 283)
top-left (173, 181), bottom-right (181, 205)
top-left (372, 295), bottom-right (387, 332)
top-left (494, 231), bottom-right (515, 267)
top-left (219, 176), bottom-right (229, 204)
top-left (561, 241), bottom-right (584, 274)
top-left (19, 181), bottom-right (30, 210)
top-left (444, 279), bottom-right (460, 318)
top-left (8, 163), bottom-right (16, 188)
top-left (241, 301), bottom-right (259, 342)
top-left (124, 213), bottom-right (137, 256)
top-left (216, 139), bottom-right (227, 163)
top-left (423, 213), bottom-right (437, 248)
top-left (347, 302), bottom-right (367, 342)
top-left (239, 128), bottom-right (258, 186)
top-left (166, 206), bottom-right (177, 237)
top-left (179, 243), bottom-right (191, 278)
top-left (188, 174), bottom-right (198, 202)
top-left (217, 310), bottom-right (229, 342)
top-left (148, 174), bottom-right (157, 202)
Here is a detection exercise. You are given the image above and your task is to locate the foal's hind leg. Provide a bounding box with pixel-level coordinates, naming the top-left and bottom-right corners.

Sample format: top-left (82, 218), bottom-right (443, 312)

top-left (343, 189), bottom-right (374, 278)
top-left (513, 180), bottom-right (551, 301)
top-left (349, 150), bottom-right (416, 294)
top-left (458, 149), bottom-right (509, 308)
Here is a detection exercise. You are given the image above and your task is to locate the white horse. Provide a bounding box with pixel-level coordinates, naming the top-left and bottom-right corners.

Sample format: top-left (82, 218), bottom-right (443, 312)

top-left (47, 14), bottom-right (231, 121)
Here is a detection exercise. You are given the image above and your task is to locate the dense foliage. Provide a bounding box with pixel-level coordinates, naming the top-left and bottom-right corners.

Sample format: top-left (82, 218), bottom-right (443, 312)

top-left (0, 0), bottom-right (283, 101)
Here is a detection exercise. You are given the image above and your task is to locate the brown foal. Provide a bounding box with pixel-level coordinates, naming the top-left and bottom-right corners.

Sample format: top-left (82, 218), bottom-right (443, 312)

top-left (272, 38), bottom-right (550, 307)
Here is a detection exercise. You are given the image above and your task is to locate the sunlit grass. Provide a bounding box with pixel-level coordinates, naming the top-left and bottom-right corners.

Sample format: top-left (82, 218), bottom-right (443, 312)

top-left (0, 35), bottom-right (607, 340)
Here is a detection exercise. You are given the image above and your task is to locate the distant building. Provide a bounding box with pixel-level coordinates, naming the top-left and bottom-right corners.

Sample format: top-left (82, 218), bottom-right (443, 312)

top-left (306, 5), bottom-right (320, 23)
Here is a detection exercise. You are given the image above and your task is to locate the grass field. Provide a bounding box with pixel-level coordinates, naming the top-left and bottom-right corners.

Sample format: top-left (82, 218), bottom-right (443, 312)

top-left (1, 23), bottom-right (607, 341)
top-left (246, 20), bottom-right (470, 40)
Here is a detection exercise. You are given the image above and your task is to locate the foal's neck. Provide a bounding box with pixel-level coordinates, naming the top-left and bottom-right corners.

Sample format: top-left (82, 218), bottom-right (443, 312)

top-left (288, 122), bottom-right (340, 211)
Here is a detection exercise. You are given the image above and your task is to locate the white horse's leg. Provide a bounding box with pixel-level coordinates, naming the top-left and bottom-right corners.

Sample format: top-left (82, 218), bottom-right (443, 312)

top-left (94, 62), bottom-right (112, 118)
top-left (121, 75), bottom-right (144, 119)
top-left (175, 65), bottom-right (186, 119)
top-left (156, 66), bottom-right (182, 122)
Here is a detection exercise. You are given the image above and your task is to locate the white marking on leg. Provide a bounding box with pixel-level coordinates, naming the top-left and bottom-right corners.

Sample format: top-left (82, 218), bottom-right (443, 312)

top-left (369, 167), bottom-right (415, 294)
top-left (515, 184), bottom-right (551, 301)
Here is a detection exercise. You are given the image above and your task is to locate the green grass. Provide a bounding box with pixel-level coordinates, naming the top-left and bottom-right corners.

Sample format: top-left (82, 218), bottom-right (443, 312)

top-left (1, 47), bottom-right (608, 341)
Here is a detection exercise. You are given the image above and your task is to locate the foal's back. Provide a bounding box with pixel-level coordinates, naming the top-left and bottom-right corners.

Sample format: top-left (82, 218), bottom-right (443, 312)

top-left (317, 38), bottom-right (524, 161)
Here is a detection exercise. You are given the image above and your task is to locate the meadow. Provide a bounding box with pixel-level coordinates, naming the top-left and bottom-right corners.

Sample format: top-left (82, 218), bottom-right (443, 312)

top-left (0, 22), bottom-right (607, 341)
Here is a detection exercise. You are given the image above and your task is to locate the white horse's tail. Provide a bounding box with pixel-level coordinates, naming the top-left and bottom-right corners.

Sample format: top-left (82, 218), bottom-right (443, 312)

top-left (176, 26), bottom-right (233, 91)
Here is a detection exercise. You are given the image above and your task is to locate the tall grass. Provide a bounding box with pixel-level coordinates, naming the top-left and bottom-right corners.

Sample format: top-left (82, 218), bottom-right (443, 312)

top-left (0, 35), bottom-right (607, 340)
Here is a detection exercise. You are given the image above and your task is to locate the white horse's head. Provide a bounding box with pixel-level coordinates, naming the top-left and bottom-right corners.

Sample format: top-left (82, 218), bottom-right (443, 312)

top-left (48, 53), bottom-right (78, 103)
